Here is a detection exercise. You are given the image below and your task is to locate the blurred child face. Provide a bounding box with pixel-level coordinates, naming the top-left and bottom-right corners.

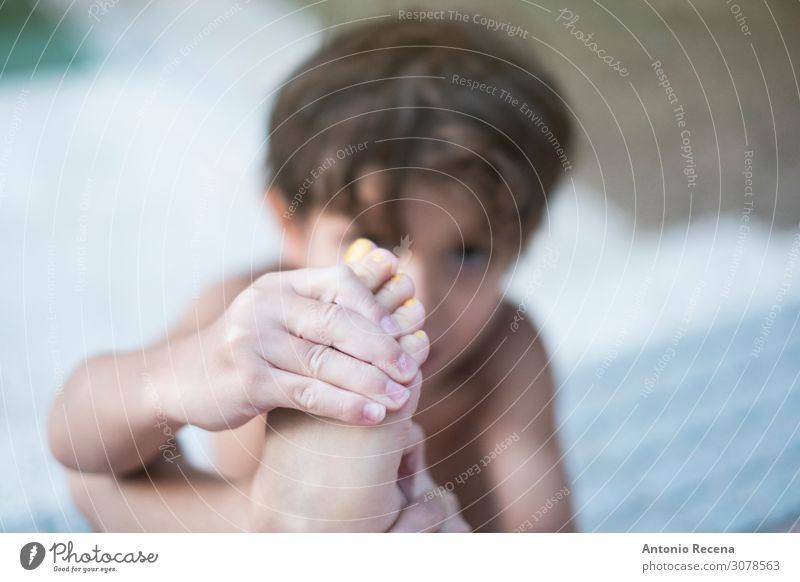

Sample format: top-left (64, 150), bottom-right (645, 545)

top-left (276, 174), bottom-right (510, 375)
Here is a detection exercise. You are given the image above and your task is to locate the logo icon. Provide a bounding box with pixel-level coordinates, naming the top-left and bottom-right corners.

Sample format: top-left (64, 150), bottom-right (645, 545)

top-left (393, 234), bottom-right (413, 266)
top-left (20, 542), bottom-right (45, 570)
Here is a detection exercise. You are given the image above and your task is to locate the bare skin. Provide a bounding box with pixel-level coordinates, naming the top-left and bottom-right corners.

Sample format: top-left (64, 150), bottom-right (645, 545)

top-left (58, 244), bottom-right (467, 532)
top-left (249, 243), bottom-right (431, 532)
top-left (49, 253), bottom-right (420, 475)
top-left (208, 283), bottom-right (571, 532)
top-left (54, 175), bottom-right (573, 532)
top-left (225, 179), bottom-right (575, 532)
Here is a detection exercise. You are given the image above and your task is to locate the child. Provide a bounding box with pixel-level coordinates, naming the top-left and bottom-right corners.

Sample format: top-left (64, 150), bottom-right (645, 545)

top-left (49, 18), bottom-right (573, 532)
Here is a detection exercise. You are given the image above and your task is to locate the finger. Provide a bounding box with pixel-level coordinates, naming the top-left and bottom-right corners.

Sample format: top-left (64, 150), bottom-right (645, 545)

top-left (263, 367), bottom-right (388, 425)
top-left (284, 295), bottom-right (418, 384)
top-left (385, 370), bottom-right (423, 426)
top-left (399, 330), bottom-right (430, 366)
top-left (374, 271), bottom-right (415, 312)
top-left (288, 264), bottom-right (402, 336)
top-left (348, 247), bottom-right (399, 293)
top-left (392, 298), bottom-right (426, 335)
top-left (343, 237), bottom-right (376, 264)
top-left (266, 334), bottom-right (411, 411)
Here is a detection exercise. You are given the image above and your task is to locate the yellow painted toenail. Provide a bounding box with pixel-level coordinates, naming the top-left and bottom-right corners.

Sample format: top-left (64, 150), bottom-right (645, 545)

top-left (344, 238), bottom-right (373, 263)
top-left (414, 330), bottom-right (427, 340)
top-left (391, 273), bottom-right (403, 283)
top-left (371, 250), bottom-right (385, 262)
top-left (404, 298), bottom-right (418, 307)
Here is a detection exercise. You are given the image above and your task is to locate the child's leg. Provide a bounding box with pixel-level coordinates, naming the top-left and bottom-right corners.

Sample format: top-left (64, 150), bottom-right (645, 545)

top-left (252, 375), bottom-right (421, 531)
top-left (249, 244), bottom-right (428, 532)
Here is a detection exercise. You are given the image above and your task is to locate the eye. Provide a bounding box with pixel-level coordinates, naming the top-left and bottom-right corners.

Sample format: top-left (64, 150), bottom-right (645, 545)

top-left (449, 244), bottom-right (488, 269)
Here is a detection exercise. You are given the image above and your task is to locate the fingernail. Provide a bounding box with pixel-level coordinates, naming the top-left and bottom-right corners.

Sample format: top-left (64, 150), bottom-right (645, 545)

top-left (386, 381), bottom-right (410, 403)
top-left (363, 402), bottom-right (386, 423)
top-left (344, 238), bottom-right (373, 263)
top-left (380, 315), bottom-right (400, 334)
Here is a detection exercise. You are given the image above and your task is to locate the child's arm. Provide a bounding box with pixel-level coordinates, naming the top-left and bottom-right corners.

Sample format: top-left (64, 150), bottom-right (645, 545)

top-left (47, 292), bottom-right (228, 477)
top-left (66, 449), bottom-right (251, 532)
top-left (478, 308), bottom-right (574, 532)
top-left (68, 432), bottom-right (466, 532)
top-left (49, 259), bottom-right (419, 475)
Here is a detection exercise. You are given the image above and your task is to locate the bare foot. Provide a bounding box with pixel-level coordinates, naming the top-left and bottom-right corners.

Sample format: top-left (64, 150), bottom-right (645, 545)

top-left (249, 241), bottom-right (429, 531)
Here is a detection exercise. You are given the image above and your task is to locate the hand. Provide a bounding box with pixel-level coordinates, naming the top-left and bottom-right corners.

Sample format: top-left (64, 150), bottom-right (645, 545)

top-left (247, 242), bottom-right (432, 532)
top-left (162, 250), bottom-right (420, 431)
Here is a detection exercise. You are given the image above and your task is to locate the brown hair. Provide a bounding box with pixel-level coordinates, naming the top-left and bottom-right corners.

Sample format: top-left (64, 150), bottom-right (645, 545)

top-left (267, 18), bottom-right (572, 249)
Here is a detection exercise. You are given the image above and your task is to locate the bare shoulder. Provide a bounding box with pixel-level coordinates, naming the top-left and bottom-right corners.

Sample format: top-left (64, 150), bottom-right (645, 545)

top-left (474, 302), bottom-right (572, 531)
top-left (476, 300), bottom-right (555, 430)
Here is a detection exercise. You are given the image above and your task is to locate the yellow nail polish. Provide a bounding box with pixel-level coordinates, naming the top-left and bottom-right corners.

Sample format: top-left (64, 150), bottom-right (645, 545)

top-left (370, 250), bottom-right (385, 262)
top-left (414, 330), bottom-right (427, 340)
top-left (344, 238), bottom-right (373, 263)
top-left (404, 298), bottom-right (418, 307)
top-left (391, 273), bottom-right (404, 283)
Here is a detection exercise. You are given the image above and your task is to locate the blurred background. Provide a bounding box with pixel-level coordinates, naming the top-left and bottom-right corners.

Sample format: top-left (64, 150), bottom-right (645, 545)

top-left (1, 0), bottom-right (798, 532)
